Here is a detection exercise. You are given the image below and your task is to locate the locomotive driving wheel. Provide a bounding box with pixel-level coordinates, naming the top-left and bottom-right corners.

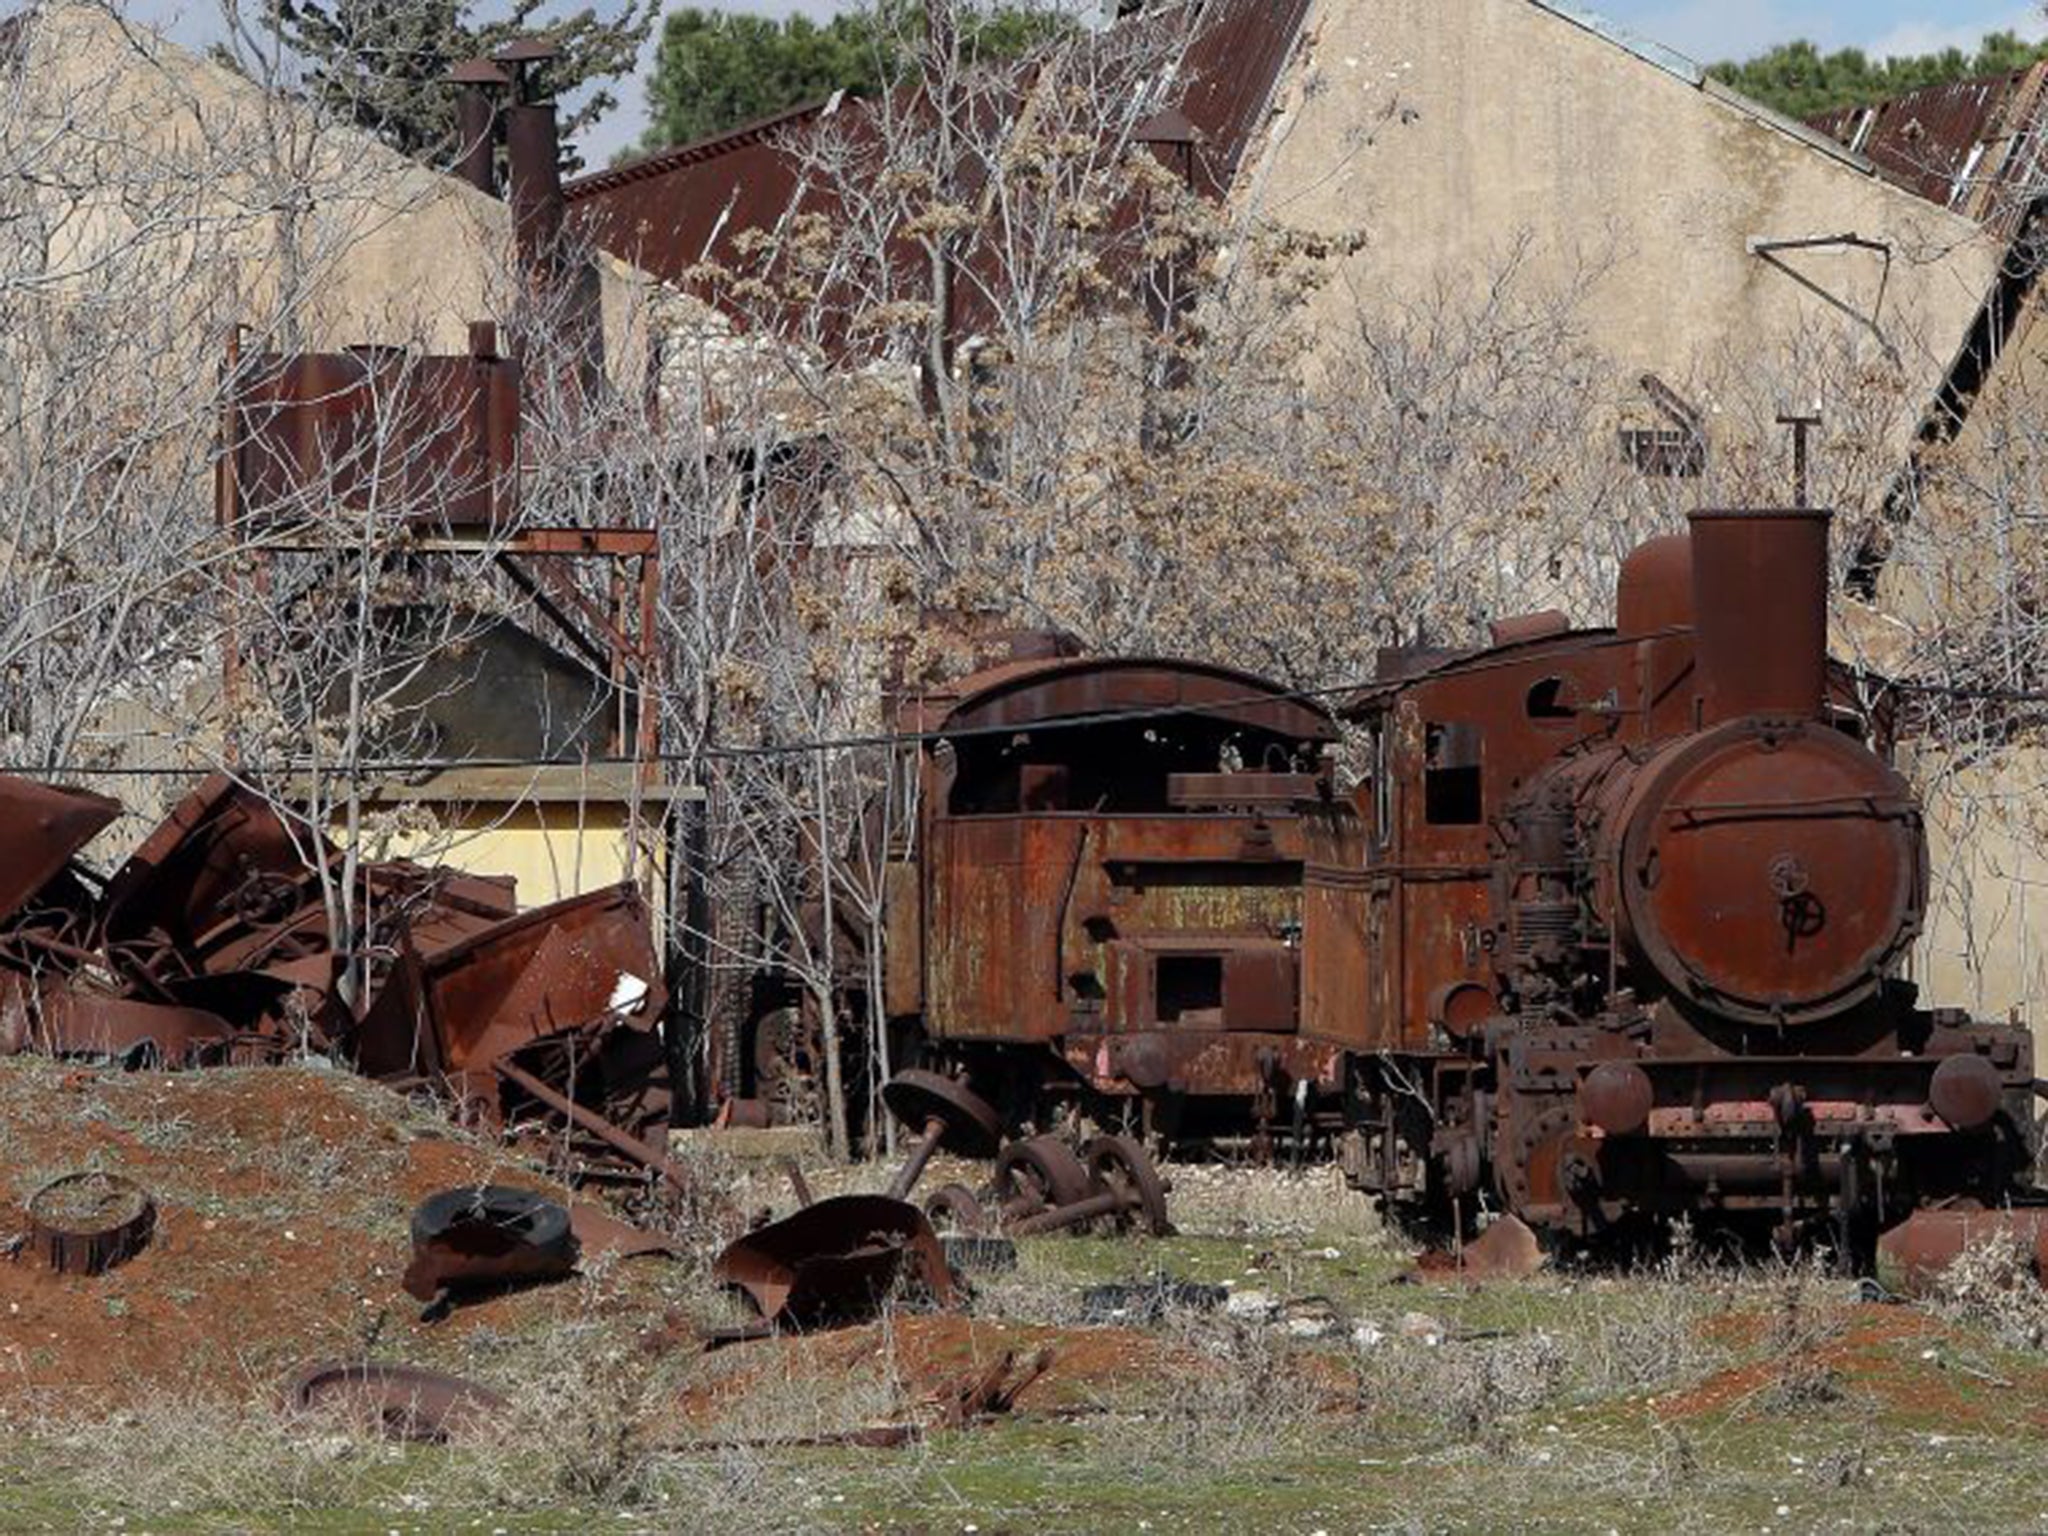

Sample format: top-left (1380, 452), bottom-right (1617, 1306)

top-left (1496, 1102), bottom-right (1601, 1233)
top-left (1083, 1134), bottom-right (1174, 1237)
top-left (992, 1135), bottom-right (1093, 1220)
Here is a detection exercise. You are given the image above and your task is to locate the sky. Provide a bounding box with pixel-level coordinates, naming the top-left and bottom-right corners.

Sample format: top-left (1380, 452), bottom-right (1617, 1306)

top-left (117, 0), bottom-right (2048, 166)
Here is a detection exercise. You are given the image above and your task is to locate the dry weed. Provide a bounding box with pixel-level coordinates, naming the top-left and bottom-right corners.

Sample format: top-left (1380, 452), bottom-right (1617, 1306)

top-left (1924, 1231), bottom-right (2048, 1350)
top-left (1102, 1311), bottom-right (1329, 1473)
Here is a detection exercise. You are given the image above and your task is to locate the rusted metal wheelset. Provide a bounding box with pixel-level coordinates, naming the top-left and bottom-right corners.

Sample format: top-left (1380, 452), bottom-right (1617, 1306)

top-left (728, 507), bottom-right (2045, 1268)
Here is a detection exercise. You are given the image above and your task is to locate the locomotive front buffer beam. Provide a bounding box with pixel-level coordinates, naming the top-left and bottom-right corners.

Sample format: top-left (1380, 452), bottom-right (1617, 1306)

top-left (1507, 1040), bottom-right (2035, 1251)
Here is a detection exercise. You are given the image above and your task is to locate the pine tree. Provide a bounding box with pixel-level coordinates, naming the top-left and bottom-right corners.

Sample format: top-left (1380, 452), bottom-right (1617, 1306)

top-left (273, 0), bottom-right (658, 169)
top-left (639, 2), bottom-right (1070, 156)
top-left (1711, 31), bottom-right (2048, 121)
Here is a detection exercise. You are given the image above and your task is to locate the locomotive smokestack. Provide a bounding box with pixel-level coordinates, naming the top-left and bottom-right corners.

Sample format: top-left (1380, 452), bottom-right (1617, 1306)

top-left (1687, 508), bottom-right (1831, 725)
top-left (446, 59), bottom-right (509, 197)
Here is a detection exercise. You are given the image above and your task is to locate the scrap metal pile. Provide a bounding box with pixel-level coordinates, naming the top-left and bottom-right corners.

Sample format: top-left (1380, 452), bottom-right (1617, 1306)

top-left (709, 1067), bottom-right (1178, 1342)
top-left (0, 772), bottom-right (673, 1171)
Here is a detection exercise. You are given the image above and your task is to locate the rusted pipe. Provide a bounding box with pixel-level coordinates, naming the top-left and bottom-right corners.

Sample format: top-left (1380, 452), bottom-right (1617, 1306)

top-left (886, 1116), bottom-right (950, 1201)
top-left (495, 1059), bottom-right (696, 1197)
top-left (1008, 1189), bottom-right (1128, 1237)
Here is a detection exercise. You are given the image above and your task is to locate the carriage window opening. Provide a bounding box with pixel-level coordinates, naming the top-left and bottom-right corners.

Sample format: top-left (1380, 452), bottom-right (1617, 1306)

top-left (1157, 955), bottom-right (1223, 1022)
top-left (1424, 722), bottom-right (1484, 826)
top-left (1526, 678), bottom-right (1572, 721)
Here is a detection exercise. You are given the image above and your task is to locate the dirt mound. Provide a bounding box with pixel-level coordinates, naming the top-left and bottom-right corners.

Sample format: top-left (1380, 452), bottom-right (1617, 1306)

top-left (0, 1058), bottom-right (633, 1413)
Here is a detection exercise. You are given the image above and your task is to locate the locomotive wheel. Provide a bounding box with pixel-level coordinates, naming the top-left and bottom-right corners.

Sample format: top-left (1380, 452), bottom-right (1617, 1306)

top-left (880, 1070), bottom-right (1003, 1159)
top-left (1497, 1103), bottom-right (1599, 1230)
top-left (1083, 1134), bottom-right (1174, 1237)
top-left (924, 1182), bottom-right (991, 1235)
top-left (993, 1136), bottom-right (1092, 1219)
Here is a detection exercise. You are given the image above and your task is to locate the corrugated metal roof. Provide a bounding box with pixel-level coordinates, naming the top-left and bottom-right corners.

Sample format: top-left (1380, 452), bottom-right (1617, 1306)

top-left (565, 0), bottom-right (1310, 305)
top-left (565, 101), bottom-right (837, 288)
top-left (1809, 65), bottom-right (2048, 233)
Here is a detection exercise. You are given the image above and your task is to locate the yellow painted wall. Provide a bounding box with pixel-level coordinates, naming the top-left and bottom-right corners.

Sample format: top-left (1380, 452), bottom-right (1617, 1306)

top-left (373, 801), bottom-right (666, 917)
top-left (1909, 745), bottom-right (2048, 1044)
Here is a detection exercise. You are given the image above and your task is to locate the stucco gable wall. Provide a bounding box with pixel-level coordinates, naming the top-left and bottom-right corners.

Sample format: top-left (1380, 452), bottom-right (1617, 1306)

top-left (1242, 0), bottom-right (2001, 412)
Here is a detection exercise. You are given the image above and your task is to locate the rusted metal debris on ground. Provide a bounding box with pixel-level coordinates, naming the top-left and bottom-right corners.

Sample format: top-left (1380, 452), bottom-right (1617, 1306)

top-left (23, 1171), bottom-right (155, 1276)
top-left (282, 1361), bottom-right (508, 1444)
top-left (1875, 1207), bottom-right (2048, 1296)
top-left (708, 1070), bottom-right (1177, 1344)
top-left (711, 1193), bottom-right (957, 1341)
top-left (402, 1185), bottom-right (580, 1318)
top-left (1413, 1213), bottom-right (1548, 1283)
top-left (0, 770), bottom-right (675, 1181)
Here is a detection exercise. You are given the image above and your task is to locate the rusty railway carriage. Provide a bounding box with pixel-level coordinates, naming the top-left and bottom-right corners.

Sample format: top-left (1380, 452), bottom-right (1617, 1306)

top-left (881, 655), bottom-right (1367, 1145)
top-left (1329, 509), bottom-right (2038, 1256)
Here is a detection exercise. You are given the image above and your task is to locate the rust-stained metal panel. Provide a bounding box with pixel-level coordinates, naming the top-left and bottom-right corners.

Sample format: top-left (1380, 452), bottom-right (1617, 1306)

top-left (565, 102), bottom-right (830, 291)
top-left (0, 775), bottom-right (120, 926)
top-left (419, 881), bottom-right (664, 1079)
top-left (1809, 65), bottom-right (2048, 232)
top-left (230, 336), bottom-right (521, 530)
top-left (1172, 0), bottom-right (1311, 198)
top-left (566, 2), bottom-right (1313, 339)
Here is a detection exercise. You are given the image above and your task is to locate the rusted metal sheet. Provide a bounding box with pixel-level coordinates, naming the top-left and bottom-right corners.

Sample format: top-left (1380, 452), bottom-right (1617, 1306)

top-left (230, 326), bottom-right (521, 530)
top-left (0, 776), bottom-right (119, 926)
top-left (566, 3), bottom-right (1313, 343)
top-left (1170, 0), bottom-right (1312, 198)
top-left (712, 1194), bottom-right (955, 1332)
top-left (565, 101), bottom-right (832, 292)
top-left (31, 992), bottom-right (236, 1066)
top-left (419, 882), bottom-right (664, 1084)
top-left (1809, 66), bottom-right (2048, 231)
top-left (283, 1362), bottom-right (508, 1444)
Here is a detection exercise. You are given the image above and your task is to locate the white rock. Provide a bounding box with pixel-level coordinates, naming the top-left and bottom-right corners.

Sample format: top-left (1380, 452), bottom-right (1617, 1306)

top-left (1398, 1311), bottom-right (1446, 1345)
top-left (1225, 1289), bottom-right (1278, 1321)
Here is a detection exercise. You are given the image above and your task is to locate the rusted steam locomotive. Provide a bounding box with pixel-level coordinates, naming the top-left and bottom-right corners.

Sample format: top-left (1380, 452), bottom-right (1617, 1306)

top-left (740, 505), bottom-right (2037, 1253)
top-left (865, 649), bottom-right (1364, 1148)
top-left (1329, 508), bottom-right (2036, 1252)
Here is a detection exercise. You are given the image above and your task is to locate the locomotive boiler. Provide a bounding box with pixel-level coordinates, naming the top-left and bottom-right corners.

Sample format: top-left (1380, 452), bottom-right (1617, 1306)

top-left (1330, 509), bottom-right (2038, 1254)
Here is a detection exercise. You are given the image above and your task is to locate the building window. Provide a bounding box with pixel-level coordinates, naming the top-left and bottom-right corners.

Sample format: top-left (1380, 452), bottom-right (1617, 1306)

top-left (1620, 372), bottom-right (1707, 478)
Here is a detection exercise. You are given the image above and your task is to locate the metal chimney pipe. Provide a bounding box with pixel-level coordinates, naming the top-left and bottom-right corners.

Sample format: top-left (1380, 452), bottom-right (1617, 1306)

top-left (447, 58), bottom-right (510, 197)
top-left (1687, 508), bottom-right (1832, 725)
top-left (504, 101), bottom-right (566, 276)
